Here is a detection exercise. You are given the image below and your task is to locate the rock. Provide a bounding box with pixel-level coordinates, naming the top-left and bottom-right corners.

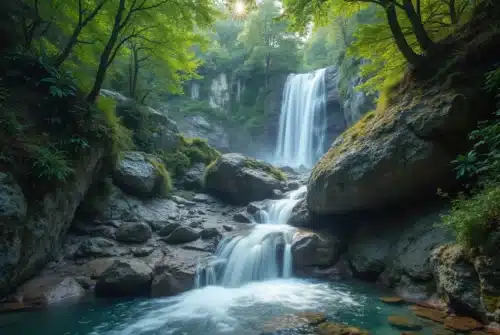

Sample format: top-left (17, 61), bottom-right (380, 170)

top-left (173, 114), bottom-right (231, 152)
top-left (431, 244), bottom-right (485, 317)
top-left (132, 247), bottom-right (155, 257)
top-left (287, 181), bottom-right (301, 190)
top-left (193, 193), bottom-right (213, 203)
top-left (271, 189), bottom-right (284, 199)
top-left (150, 248), bottom-right (210, 297)
top-left (180, 163), bottom-right (205, 190)
top-left (291, 230), bottom-right (338, 269)
top-left (288, 199), bottom-right (310, 227)
top-left (308, 93), bottom-right (473, 215)
top-left (380, 297), bottom-right (404, 304)
top-left (223, 224), bottom-right (234, 231)
top-left (0, 149), bottom-right (105, 296)
top-left (94, 259), bottom-right (152, 297)
top-left (387, 315), bottom-right (422, 330)
top-left (200, 227), bottom-right (221, 239)
top-left (317, 322), bottom-right (370, 335)
top-left (444, 316), bottom-right (483, 331)
top-left (247, 202), bottom-right (263, 214)
top-left (171, 195), bottom-right (196, 206)
top-left (113, 151), bottom-right (164, 198)
top-left (162, 226), bottom-right (200, 244)
top-left (233, 211), bottom-right (253, 223)
top-left (74, 237), bottom-right (123, 258)
top-left (15, 276), bottom-right (85, 305)
top-left (204, 153), bottom-right (284, 205)
top-left (261, 312), bottom-right (326, 333)
top-left (115, 221), bottom-right (152, 243)
top-left (410, 305), bottom-right (447, 323)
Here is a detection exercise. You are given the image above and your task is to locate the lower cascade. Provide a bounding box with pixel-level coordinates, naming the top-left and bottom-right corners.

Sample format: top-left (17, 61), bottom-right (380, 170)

top-left (195, 186), bottom-right (307, 288)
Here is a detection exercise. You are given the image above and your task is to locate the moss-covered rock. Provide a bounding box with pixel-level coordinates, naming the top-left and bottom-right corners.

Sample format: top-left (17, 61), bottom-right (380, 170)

top-left (204, 153), bottom-right (286, 205)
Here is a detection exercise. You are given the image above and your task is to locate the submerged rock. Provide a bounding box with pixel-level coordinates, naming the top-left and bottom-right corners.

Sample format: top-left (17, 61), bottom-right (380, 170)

top-left (204, 153), bottom-right (285, 205)
top-left (387, 315), bottom-right (422, 330)
top-left (261, 312), bottom-right (327, 333)
top-left (95, 259), bottom-right (152, 298)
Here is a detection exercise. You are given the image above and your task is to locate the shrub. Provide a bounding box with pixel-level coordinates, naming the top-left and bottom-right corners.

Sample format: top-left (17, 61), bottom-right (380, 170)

top-left (442, 182), bottom-right (500, 248)
top-left (32, 145), bottom-right (74, 182)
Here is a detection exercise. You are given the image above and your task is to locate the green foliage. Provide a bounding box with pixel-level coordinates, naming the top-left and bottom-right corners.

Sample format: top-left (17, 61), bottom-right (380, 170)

top-left (39, 68), bottom-right (77, 98)
top-left (148, 158), bottom-right (173, 197)
top-left (158, 136), bottom-right (221, 178)
top-left (32, 145), bottom-right (74, 182)
top-left (244, 157), bottom-right (286, 181)
top-left (96, 96), bottom-right (134, 160)
top-left (441, 183), bottom-right (500, 248)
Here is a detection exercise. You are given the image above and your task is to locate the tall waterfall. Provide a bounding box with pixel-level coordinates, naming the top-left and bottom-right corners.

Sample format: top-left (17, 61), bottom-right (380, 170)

top-left (196, 187), bottom-right (307, 288)
top-left (274, 68), bottom-right (328, 168)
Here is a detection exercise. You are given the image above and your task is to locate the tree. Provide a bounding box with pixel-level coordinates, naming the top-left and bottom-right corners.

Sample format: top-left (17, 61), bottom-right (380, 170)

top-left (238, 0), bottom-right (300, 85)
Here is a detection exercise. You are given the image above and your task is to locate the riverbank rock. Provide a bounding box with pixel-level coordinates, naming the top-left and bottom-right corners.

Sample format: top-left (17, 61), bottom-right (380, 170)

top-left (95, 259), bottom-right (153, 297)
top-left (291, 230), bottom-right (338, 269)
top-left (317, 322), bottom-right (370, 335)
top-left (288, 199), bottom-right (310, 227)
top-left (180, 163), bottom-right (205, 190)
top-left (151, 248), bottom-right (210, 297)
top-left (307, 91), bottom-right (476, 215)
top-left (162, 226), bottom-right (200, 244)
top-left (14, 276), bottom-right (85, 306)
top-left (115, 221), bottom-right (152, 243)
top-left (431, 244), bottom-right (485, 318)
top-left (387, 315), bottom-right (422, 330)
top-left (113, 151), bottom-right (164, 198)
top-left (204, 153), bottom-right (285, 205)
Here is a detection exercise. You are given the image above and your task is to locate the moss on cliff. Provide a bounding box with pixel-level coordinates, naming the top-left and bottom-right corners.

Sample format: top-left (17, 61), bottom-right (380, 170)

top-left (244, 157), bottom-right (287, 182)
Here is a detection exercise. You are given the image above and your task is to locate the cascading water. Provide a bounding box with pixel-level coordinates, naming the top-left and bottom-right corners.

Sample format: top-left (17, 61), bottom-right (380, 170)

top-left (196, 186), bottom-right (307, 288)
top-left (274, 69), bottom-right (328, 168)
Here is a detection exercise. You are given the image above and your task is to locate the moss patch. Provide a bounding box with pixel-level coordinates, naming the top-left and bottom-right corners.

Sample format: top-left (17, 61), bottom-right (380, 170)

top-left (157, 135), bottom-right (220, 178)
top-left (148, 157), bottom-right (172, 197)
top-left (244, 157), bottom-right (286, 181)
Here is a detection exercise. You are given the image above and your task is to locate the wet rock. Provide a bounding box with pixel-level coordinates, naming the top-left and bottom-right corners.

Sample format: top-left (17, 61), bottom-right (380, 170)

top-left (200, 227), bottom-right (221, 239)
top-left (444, 316), bottom-right (483, 332)
top-left (15, 276), bottom-right (84, 305)
top-left (261, 312), bottom-right (326, 333)
top-left (180, 163), bottom-right (206, 190)
top-left (431, 244), bottom-right (485, 317)
top-left (74, 237), bottom-right (123, 258)
top-left (317, 322), bottom-right (370, 335)
top-left (204, 153), bottom-right (285, 205)
top-left (272, 189), bottom-right (284, 199)
top-left (380, 297), bottom-right (404, 304)
top-left (291, 230), bottom-right (338, 269)
top-left (288, 199), bottom-right (309, 227)
top-left (162, 226), bottom-right (200, 244)
top-left (410, 305), bottom-right (447, 323)
top-left (233, 211), bottom-right (253, 223)
top-left (171, 195), bottom-right (196, 206)
top-left (113, 152), bottom-right (161, 198)
top-left (115, 221), bottom-right (152, 243)
top-left (387, 315), bottom-right (422, 330)
top-left (132, 247), bottom-right (155, 257)
top-left (247, 202), bottom-right (263, 214)
top-left (151, 248), bottom-right (210, 297)
top-left (287, 181), bottom-right (301, 191)
top-left (223, 224), bottom-right (234, 231)
top-left (95, 259), bottom-right (152, 297)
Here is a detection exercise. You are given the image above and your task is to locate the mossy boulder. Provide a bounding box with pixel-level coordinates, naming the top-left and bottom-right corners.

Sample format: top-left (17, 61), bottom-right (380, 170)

top-left (204, 153), bottom-right (286, 205)
top-left (113, 151), bottom-right (171, 198)
top-left (307, 92), bottom-right (478, 215)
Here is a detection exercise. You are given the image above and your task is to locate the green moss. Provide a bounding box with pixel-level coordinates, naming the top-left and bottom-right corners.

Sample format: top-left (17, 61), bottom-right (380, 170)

top-left (441, 182), bottom-right (500, 248)
top-left (148, 158), bottom-right (172, 197)
top-left (244, 157), bottom-right (287, 182)
top-left (158, 135), bottom-right (221, 178)
top-left (483, 295), bottom-right (500, 313)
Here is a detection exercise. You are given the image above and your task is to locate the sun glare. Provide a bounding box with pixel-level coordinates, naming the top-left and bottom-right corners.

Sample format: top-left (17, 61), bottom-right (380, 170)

top-left (233, 1), bottom-right (246, 17)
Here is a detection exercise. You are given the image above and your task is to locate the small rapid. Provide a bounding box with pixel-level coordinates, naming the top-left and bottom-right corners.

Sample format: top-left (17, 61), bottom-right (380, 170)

top-left (195, 186), bottom-right (307, 288)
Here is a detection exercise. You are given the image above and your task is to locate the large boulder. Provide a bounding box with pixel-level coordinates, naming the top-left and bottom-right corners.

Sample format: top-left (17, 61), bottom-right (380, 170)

top-left (151, 248), bottom-right (210, 297)
top-left (14, 276), bottom-right (85, 306)
top-left (204, 153), bottom-right (285, 205)
top-left (113, 151), bottom-right (166, 198)
top-left (94, 259), bottom-right (153, 298)
top-left (291, 230), bottom-right (339, 270)
top-left (115, 221), bottom-right (152, 244)
top-left (174, 114), bottom-right (231, 153)
top-left (288, 199), bottom-right (310, 227)
top-left (0, 149), bottom-right (105, 297)
top-left (162, 226), bottom-right (200, 244)
top-left (308, 93), bottom-right (476, 215)
top-left (431, 244), bottom-right (485, 318)
top-left (180, 163), bottom-right (205, 190)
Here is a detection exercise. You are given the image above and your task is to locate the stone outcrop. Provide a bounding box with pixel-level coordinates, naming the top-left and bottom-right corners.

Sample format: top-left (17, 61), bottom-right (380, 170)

top-left (291, 230), bottom-right (339, 270)
top-left (308, 92), bottom-right (478, 215)
top-left (204, 153), bottom-right (285, 205)
top-left (0, 149), bottom-right (105, 297)
top-left (95, 259), bottom-right (153, 297)
top-left (113, 151), bottom-right (166, 198)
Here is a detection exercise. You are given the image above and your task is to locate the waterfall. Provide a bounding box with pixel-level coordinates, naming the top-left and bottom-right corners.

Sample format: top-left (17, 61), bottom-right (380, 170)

top-left (274, 69), bottom-right (328, 168)
top-left (196, 187), bottom-right (307, 288)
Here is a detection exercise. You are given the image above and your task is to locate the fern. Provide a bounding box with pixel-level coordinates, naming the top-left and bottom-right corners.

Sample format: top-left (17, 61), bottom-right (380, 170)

top-left (32, 146), bottom-right (74, 181)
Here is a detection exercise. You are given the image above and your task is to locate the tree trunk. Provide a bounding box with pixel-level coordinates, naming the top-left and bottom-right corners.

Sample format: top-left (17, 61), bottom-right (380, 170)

top-left (385, 4), bottom-right (422, 66)
top-left (54, 25), bottom-right (83, 67)
top-left (402, 0), bottom-right (434, 51)
top-left (131, 47), bottom-right (139, 98)
top-left (449, 0), bottom-right (459, 25)
top-left (87, 0), bottom-right (126, 103)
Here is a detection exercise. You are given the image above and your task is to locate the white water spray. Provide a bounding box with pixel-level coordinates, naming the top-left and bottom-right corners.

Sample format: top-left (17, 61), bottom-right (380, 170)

top-left (196, 187), bottom-right (307, 287)
top-left (274, 69), bottom-right (328, 168)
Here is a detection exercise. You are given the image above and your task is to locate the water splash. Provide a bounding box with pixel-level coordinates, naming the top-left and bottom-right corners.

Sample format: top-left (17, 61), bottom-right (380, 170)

top-left (274, 69), bottom-right (327, 168)
top-left (196, 187), bottom-right (307, 288)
